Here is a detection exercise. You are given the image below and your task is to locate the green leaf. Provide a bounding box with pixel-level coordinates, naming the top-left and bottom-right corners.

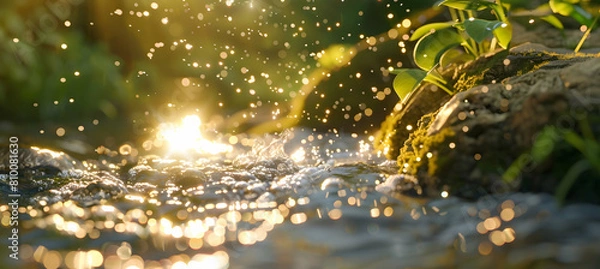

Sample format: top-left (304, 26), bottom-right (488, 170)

top-left (413, 28), bottom-right (463, 70)
top-left (439, 48), bottom-right (474, 68)
top-left (530, 126), bottom-right (559, 162)
top-left (550, 0), bottom-right (593, 25)
top-left (438, 0), bottom-right (495, 11)
top-left (549, 0), bottom-right (575, 16)
top-left (541, 15), bottom-right (564, 30)
top-left (410, 22), bottom-right (454, 41)
top-left (502, 0), bottom-right (539, 9)
top-left (570, 5), bottom-right (594, 25)
top-left (563, 129), bottom-right (587, 152)
top-left (392, 69), bottom-right (427, 102)
top-left (502, 153), bottom-right (530, 183)
top-left (510, 4), bottom-right (553, 17)
top-left (494, 22), bottom-right (512, 49)
top-left (463, 19), bottom-right (505, 43)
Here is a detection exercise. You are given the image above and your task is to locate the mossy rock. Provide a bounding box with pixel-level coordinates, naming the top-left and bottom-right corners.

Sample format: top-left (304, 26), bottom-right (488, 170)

top-left (376, 45), bottom-right (600, 203)
top-left (376, 44), bottom-right (579, 159)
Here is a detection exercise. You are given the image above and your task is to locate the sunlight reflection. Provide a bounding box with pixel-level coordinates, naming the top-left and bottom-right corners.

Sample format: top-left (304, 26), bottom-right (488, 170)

top-left (290, 147), bottom-right (306, 163)
top-left (157, 115), bottom-right (232, 155)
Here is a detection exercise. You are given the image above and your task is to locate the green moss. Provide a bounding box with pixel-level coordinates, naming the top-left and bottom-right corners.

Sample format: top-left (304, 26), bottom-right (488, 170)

top-left (374, 112), bottom-right (402, 159)
top-left (378, 50), bottom-right (600, 202)
top-left (397, 113), bottom-right (455, 177)
top-left (377, 49), bottom-right (587, 162)
top-left (453, 72), bottom-right (486, 94)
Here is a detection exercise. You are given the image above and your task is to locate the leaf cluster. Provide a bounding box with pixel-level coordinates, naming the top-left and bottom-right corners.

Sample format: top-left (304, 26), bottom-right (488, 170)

top-left (392, 0), bottom-right (598, 104)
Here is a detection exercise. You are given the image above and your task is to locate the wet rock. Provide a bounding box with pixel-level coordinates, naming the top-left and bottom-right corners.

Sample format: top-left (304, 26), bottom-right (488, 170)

top-left (375, 174), bottom-right (418, 193)
top-left (185, 185), bottom-right (237, 206)
top-left (229, 171), bottom-right (259, 182)
top-left (0, 146), bottom-right (84, 171)
top-left (128, 182), bottom-right (157, 194)
top-left (169, 167), bottom-right (209, 189)
top-left (246, 181), bottom-right (269, 198)
top-left (256, 191), bottom-right (276, 206)
top-left (70, 181), bottom-right (127, 207)
top-left (379, 46), bottom-right (600, 202)
top-left (376, 43), bottom-right (597, 160)
top-left (320, 177), bottom-right (349, 192)
top-left (30, 170), bottom-right (128, 207)
top-left (0, 147), bottom-right (85, 197)
top-left (126, 166), bottom-right (168, 186)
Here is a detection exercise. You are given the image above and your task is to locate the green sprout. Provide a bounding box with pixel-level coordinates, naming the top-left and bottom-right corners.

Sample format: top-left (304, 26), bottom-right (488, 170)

top-left (392, 0), bottom-right (599, 103)
top-left (392, 0), bottom-right (512, 103)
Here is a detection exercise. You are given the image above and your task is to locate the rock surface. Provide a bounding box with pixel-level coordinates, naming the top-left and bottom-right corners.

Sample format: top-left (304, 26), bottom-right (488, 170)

top-left (377, 45), bottom-right (600, 202)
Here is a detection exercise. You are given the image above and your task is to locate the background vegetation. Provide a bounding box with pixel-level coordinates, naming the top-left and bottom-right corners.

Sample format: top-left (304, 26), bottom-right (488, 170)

top-left (0, 0), bottom-right (437, 154)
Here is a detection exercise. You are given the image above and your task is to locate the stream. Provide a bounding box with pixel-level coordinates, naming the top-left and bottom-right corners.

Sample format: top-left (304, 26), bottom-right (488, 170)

top-left (1, 129), bottom-right (600, 268)
top-left (2, 0), bottom-right (600, 268)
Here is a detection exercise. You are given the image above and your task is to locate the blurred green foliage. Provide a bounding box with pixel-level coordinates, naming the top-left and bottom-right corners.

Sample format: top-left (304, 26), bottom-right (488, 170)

top-left (0, 0), bottom-right (438, 150)
top-left (0, 1), bottom-right (132, 125)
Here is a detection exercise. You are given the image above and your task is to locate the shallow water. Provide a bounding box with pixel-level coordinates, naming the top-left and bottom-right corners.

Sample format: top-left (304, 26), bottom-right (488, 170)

top-left (1, 129), bottom-right (600, 269)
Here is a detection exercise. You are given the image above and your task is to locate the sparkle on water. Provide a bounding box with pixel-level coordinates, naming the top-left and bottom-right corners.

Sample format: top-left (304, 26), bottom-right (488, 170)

top-left (157, 115), bottom-right (233, 155)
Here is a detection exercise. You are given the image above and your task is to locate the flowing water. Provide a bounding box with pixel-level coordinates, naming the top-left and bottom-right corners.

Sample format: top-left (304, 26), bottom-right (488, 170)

top-left (2, 129), bottom-right (600, 268)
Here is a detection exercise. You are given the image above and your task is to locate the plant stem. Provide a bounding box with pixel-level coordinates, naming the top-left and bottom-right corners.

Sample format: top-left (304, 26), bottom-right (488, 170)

top-left (458, 9), bottom-right (466, 22)
top-left (449, 8), bottom-right (459, 23)
top-left (574, 16), bottom-right (599, 53)
top-left (555, 159), bottom-right (590, 205)
top-left (492, 0), bottom-right (507, 22)
top-left (577, 118), bottom-right (600, 173)
top-left (478, 42), bottom-right (486, 56)
top-left (424, 72), bottom-right (453, 95)
top-left (461, 41), bottom-right (478, 56)
top-left (468, 9), bottom-right (487, 54)
top-left (502, 153), bottom-right (530, 183)
top-left (490, 37), bottom-right (498, 51)
top-left (426, 79), bottom-right (453, 95)
top-left (467, 10), bottom-right (475, 20)
top-left (459, 10), bottom-right (480, 56)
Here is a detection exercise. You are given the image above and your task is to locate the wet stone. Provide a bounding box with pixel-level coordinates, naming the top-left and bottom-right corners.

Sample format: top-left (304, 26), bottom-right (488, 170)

top-left (28, 170), bottom-right (128, 207)
top-left (126, 165), bottom-right (167, 185)
top-left (70, 181), bottom-right (127, 207)
top-left (0, 146), bottom-right (84, 171)
top-left (168, 168), bottom-right (208, 189)
top-left (0, 147), bottom-right (86, 199)
top-left (380, 46), bottom-right (600, 201)
top-left (375, 174), bottom-right (418, 193)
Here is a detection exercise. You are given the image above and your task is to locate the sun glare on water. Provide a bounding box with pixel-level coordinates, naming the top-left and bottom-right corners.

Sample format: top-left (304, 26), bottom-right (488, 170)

top-left (157, 115), bottom-right (232, 155)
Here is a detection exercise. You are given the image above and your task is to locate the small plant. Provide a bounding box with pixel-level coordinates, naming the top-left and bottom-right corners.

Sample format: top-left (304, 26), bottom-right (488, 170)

top-left (503, 116), bottom-right (600, 204)
top-left (392, 0), bottom-right (599, 103)
top-left (392, 0), bottom-right (513, 103)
